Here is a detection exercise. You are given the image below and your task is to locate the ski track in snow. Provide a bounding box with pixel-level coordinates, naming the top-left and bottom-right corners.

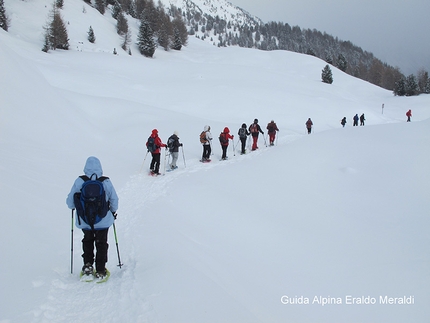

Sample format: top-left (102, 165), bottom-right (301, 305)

top-left (31, 133), bottom-right (298, 323)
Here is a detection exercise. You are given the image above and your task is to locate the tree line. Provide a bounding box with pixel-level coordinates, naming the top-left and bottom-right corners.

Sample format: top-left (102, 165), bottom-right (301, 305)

top-left (185, 10), bottom-right (430, 95)
top-left (37, 0), bottom-right (188, 56)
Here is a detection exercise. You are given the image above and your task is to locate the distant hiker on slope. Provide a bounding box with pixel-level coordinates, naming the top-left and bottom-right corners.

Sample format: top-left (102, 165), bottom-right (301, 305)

top-left (406, 109), bottom-right (412, 122)
top-left (341, 117), bottom-right (347, 127)
top-left (360, 113), bottom-right (366, 126)
top-left (305, 118), bottom-right (313, 134)
top-left (200, 125), bottom-right (213, 162)
top-left (238, 123), bottom-right (250, 154)
top-left (66, 156), bottom-right (119, 280)
top-left (266, 120), bottom-right (279, 146)
top-left (167, 131), bottom-right (182, 170)
top-left (249, 119), bottom-right (264, 150)
top-left (353, 114), bottom-right (359, 126)
top-left (219, 127), bottom-right (234, 160)
top-left (146, 129), bottom-right (167, 175)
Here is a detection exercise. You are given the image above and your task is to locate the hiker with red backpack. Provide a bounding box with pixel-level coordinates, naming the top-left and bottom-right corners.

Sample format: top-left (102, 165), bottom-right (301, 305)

top-left (219, 127), bottom-right (234, 160)
top-left (146, 129), bottom-right (167, 175)
top-left (249, 119), bottom-right (264, 151)
top-left (266, 120), bottom-right (279, 146)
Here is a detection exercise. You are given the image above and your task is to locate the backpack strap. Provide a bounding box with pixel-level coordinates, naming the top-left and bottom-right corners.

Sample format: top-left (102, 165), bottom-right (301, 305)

top-left (79, 174), bottom-right (109, 182)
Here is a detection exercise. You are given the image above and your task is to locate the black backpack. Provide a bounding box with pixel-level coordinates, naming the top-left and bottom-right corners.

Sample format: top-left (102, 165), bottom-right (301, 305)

top-left (219, 133), bottom-right (228, 144)
top-left (147, 136), bottom-right (157, 152)
top-left (238, 127), bottom-right (246, 138)
top-left (167, 136), bottom-right (175, 152)
top-left (74, 174), bottom-right (109, 230)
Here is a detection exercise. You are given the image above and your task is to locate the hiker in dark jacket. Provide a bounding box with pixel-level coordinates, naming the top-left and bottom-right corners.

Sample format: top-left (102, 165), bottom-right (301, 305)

top-left (167, 131), bottom-right (182, 170)
top-left (219, 127), bottom-right (234, 160)
top-left (305, 118), bottom-right (313, 134)
top-left (266, 120), bottom-right (279, 146)
top-left (249, 119), bottom-right (264, 151)
top-left (353, 114), bottom-right (359, 126)
top-left (66, 156), bottom-right (119, 279)
top-left (341, 117), bottom-right (347, 127)
top-left (360, 114), bottom-right (366, 126)
top-left (238, 123), bottom-right (250, 154)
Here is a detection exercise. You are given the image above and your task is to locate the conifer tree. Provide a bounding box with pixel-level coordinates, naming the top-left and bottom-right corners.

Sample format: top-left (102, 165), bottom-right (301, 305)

top-left (95, 0), bottom-right (105, 15)
top-left (112, 0), bottom-right (122, 20)
top-left (0, 0), bottom-right (10, 32)
top-left (87, 26), bottom-right (96, 43)
top-left (336, 54), bottom-right (347, 72)
top-left (321, 64), bottom-right (333, 84)
top-left (405, 74), bottom-right (418, 96)
top-left (393, 77), bottom-right (406, 96)
top-left (43, 5), bottom-right (69, 51)
top-left (137, 16), bottom-right (156, 57)
top-left (171, 27), bottom-right (182, 50)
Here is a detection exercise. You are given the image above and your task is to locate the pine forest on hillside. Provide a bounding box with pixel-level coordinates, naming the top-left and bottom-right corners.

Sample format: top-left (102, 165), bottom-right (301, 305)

top-left (2, 0), bottom-right (430, 95)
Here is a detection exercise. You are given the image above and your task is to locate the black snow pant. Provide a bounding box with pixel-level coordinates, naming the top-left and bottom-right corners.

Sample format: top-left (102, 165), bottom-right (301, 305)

top-left (150, 152), bottom-right (161, 173)
top-left (202, 144), bottom-right (211, 160)
top-left (240, 137), bottom-right (246, 154)
top-left (221, 145), bottom-right (228, 159)
top-left (82, 228), bottom-right (109, 272)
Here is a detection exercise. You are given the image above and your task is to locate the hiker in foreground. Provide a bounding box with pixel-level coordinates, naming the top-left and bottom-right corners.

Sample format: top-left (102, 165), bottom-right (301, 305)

top-left (167, 131), bottom-right (183, 170)
top-left (238, 123), bottom-right (250, 154)
top-left (219, 127), bottom-right (234, 160)
top-left (266, 120), bottom-right (279, 146)
top-left (249, 119), bottom-right (264, 150)
top-left (66, 156), bottom-right (119, 280)
top-left (147, 129), bottom-right (167, 175)
top-left (305, 118), bottom-right (313, 134)
top-left (200, 125), bottom-right (213, 162)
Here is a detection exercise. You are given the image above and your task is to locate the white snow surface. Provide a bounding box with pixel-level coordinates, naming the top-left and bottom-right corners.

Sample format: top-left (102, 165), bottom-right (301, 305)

top-left (1, 1), bottom-right (430, 322)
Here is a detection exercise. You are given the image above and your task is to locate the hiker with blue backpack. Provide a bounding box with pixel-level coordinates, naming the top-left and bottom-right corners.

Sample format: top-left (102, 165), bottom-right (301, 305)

top-left (238, 123), bottom-right (250, 154)
top-left (66, 156), bottom-right (119, 280)
top-left (147, 129), bottom-right (167, 175)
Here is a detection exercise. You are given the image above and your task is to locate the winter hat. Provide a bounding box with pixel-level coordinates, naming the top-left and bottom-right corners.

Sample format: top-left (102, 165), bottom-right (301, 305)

top-left (254, 118), bottom-right (258, 123)
top-left (241, 123), bottom-right (247, 128)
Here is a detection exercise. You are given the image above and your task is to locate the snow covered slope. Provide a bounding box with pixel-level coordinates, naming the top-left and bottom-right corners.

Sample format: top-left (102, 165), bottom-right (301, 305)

top-left (1, 1), bottom-right (429, 322)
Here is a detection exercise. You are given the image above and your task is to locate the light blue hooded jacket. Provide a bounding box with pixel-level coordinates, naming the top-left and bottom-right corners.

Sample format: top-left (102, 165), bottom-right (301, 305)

top-left (66, 156), bottom-right (119, 230)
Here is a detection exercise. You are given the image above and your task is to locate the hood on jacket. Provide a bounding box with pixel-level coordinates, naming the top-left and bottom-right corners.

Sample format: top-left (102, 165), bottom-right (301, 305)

top-left (241, 123), bottom-right (247, 128)
top-left (223, 127), bottom-right (230, 133)
top-left (204, 125), bottom-right (210, 132)
top-left (84, 156), bottom-right (103, 178)
top-left (151, 129), bottom-right (158, 137)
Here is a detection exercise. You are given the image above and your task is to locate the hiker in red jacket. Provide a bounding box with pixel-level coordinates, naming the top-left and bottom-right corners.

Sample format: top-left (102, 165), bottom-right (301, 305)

top-left (266, 120), bottom-right (279, 146)
top-left (219, 127), bottom-right (234, 160)
top-left (146, 129), bottom-right (167, 175)
top-left (406, 109), bottom-right (412, 122)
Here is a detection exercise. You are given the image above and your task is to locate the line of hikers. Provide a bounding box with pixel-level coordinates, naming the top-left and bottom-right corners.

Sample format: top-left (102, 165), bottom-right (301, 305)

top-left (145, 119), bottom-right (280, 174)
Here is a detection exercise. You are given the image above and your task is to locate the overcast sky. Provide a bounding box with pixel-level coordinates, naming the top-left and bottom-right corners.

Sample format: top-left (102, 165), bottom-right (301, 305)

top-left (231, 0), bottom-right (430, 75)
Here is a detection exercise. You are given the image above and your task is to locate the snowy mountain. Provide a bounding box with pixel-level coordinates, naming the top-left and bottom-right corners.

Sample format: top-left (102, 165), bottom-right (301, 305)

top-left (1, 1), bottom-right (430, 323)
